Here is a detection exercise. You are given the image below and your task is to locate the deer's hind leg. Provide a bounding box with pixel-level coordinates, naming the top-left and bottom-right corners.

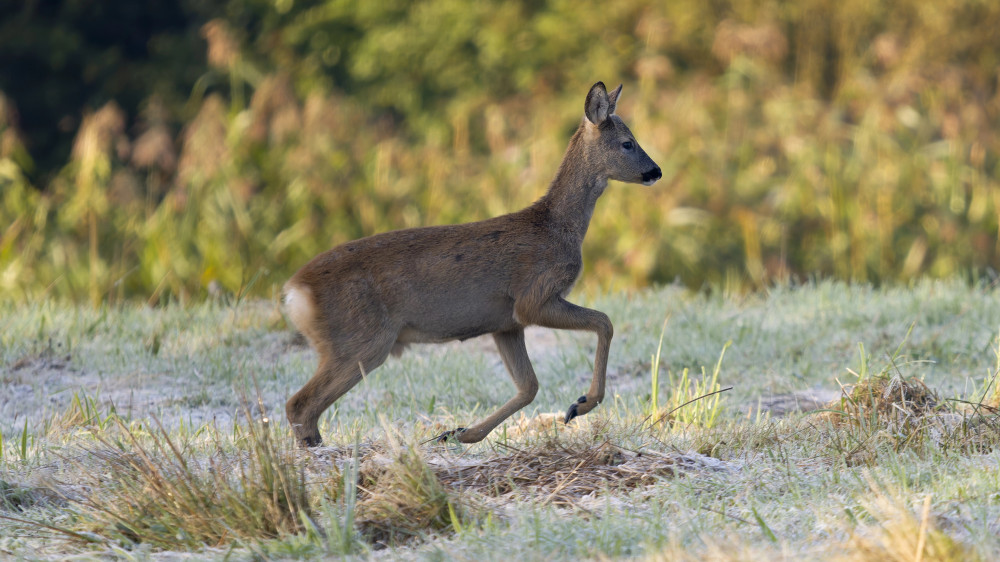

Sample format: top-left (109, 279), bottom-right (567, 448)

top-left (286, 329), bottom-right (397, 447)
top-left (439, 329), bottom-right (539, 444)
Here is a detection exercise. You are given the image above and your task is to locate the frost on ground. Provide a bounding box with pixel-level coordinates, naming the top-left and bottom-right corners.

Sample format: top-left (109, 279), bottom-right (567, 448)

top-left (2, 281), bottom-right (1000, 559)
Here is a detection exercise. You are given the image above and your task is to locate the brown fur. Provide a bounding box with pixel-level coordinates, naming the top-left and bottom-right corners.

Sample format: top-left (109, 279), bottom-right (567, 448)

top-left (284, 82), bottom-right (661, 446)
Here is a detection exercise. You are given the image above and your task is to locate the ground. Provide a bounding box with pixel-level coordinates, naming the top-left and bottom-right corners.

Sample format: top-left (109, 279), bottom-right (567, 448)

top-left (1, 279), bottom-right (999, 560)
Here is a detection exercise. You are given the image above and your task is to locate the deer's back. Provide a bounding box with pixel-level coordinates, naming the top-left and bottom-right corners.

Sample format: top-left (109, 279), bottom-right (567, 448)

top-left (289, 207), bottom-right (580, 339)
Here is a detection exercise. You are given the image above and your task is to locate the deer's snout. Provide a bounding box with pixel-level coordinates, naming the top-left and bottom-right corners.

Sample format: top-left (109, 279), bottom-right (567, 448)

top-left (641, 166), bottom-right (662, 186)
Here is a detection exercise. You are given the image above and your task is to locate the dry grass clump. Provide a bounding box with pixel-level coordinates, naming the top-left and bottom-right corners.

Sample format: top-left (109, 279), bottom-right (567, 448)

top-left (311, 427), bottom-right (738, 547)
top-left (354, 444), bottom-right (464, 546)
top-left (431, 439), bottom-right (734, 507)
top-left (834, 375), bottom-right (941, 423)
top-left (821, 374), bottom-right (946, 463)
top-left (823, 374), bottom-right (944, 458)
top-left (67, 412), bottom-right (312, 550)
top-left (821, 371), bottom-right (1000, 462)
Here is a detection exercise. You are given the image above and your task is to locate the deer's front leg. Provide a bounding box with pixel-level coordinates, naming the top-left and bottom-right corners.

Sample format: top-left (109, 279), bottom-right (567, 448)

top-left (515, 296), bottom-right (612, 423)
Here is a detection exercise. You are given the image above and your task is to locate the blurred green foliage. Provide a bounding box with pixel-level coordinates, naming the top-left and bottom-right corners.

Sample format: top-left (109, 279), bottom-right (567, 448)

top-left (0, 0), bottom-right (998, 304)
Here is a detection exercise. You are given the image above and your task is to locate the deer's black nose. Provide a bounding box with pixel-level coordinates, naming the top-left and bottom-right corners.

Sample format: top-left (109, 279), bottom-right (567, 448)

top-left (642, 167), bottom-right (661, 183)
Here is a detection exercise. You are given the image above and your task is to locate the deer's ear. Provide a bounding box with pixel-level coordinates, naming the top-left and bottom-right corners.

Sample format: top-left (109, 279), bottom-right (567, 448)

top-left (585, 82), bottom-right (610, 125)
top-left (607, 84), bottom-right (623, 115)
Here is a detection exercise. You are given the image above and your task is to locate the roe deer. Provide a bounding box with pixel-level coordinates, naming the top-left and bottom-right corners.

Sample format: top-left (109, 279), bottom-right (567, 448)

top-left (283, 81), bottom-right (661, 446)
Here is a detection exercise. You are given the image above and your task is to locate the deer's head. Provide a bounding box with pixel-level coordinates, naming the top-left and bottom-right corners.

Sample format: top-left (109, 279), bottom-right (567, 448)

top-left (583, 82), bottom-right (661, 186)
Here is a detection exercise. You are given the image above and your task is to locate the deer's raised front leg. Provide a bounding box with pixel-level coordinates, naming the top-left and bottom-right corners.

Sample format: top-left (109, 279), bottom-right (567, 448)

top-left (515, 296), bottom-right (612, 423)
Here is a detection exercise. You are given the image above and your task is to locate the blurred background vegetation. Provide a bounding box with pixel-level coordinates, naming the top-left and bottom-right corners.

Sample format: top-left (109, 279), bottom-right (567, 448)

top-left (0, 0), bottom-right (998, 305)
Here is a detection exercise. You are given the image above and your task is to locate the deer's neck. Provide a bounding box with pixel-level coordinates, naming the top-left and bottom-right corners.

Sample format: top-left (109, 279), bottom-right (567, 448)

top-left (537, 129), bottom-right (608, 244)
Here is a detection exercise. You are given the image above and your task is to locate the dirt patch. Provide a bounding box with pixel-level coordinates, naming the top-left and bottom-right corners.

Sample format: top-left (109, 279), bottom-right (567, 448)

top-left (2, 350), bottom-right (85, 432)
top-left (1, 350), bottom-right (231, 437)
top-left (755, 389), bottom-right (841, 416)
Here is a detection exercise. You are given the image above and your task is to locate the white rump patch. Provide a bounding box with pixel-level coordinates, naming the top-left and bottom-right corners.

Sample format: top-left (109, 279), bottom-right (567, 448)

top-left (283, 283), bottom-right (315, 333)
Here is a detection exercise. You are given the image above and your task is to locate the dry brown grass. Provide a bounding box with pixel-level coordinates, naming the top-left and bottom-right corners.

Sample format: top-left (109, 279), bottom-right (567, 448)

top-left (812, 372), bottom-right (1000, 467)
top-left (818, 374), bottom-right (941, 464)
top-left (63, 413), bottom-right (312, 550)
top-left (431, 440), bottom-right (733, 507)
top-left (354, 443), bottom-right (462, 545)
top-left (300, 427), bottom-right (740, 548)
top-left (818, 372), bottom-right (1000, 460)
top-left (829, 375), bottom-right (942, 424)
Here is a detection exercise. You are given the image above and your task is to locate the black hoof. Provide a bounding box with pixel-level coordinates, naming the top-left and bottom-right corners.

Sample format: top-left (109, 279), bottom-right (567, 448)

top-left (299, 434), bottom-right (323, 448)
top-left (564, 396), bottom-right (587, 424)
top-left (434, 427), bottom-right (467, 443)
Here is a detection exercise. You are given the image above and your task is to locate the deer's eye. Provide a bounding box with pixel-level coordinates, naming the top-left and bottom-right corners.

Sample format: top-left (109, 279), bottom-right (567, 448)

top-left (621, 141), bottom-right (634, 150)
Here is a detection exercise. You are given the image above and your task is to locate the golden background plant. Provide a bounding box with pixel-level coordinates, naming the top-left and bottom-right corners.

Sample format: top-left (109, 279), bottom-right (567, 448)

top-left (0, 0), bottom-right (997, 304)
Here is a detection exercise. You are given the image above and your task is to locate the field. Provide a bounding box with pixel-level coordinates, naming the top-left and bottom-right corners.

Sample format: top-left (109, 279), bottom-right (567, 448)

top-left (4, 2), bottom-right (999, 558)
top-left (2, 279), bottom-right (1000, 560)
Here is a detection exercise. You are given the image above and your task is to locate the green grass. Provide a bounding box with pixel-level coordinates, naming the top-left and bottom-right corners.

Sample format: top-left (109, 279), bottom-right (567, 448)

top-left (2, 279), bottom-right (1000, 559)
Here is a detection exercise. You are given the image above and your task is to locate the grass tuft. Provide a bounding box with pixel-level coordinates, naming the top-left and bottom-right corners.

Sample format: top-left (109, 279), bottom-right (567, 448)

top-left (831, 373), bottom-right (942, 428)
top-left (354, 432), bottom-right (465, 546)
top-left (67, 406), bottom-right (312, 550)
top-left (650, 341), bottom-right (731, 430)
top-left (819, 332), bottom-right (953, 462)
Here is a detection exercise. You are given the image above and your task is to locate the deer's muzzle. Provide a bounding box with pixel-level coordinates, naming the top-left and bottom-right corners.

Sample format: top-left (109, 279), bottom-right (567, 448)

top-left (641, 166), bottom-right (662, 185)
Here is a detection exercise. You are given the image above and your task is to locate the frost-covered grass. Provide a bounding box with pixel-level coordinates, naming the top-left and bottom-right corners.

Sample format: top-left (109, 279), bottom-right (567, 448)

top-left (2, 279), bottom-right (999, 560)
